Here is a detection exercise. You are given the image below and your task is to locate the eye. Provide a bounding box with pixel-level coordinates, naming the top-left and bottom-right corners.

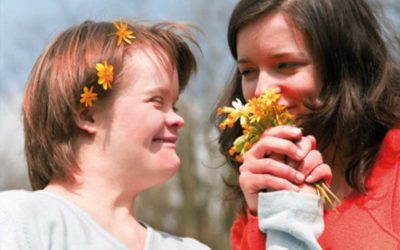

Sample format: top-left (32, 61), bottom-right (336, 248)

top-left (275, 62), bottom-right (303, 74)
top-left (239, 67), bottom-right (258, 82)
top-left (150, 96), bottom-right (164, 108)
top-left (277, 62), bottom-right (299, 69)
top-left (239, 67), bottom-right (256, 76)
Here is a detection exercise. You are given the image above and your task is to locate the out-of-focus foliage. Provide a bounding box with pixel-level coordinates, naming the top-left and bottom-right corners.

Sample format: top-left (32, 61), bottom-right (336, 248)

top-left (136, 101), bottom-right (237, 249)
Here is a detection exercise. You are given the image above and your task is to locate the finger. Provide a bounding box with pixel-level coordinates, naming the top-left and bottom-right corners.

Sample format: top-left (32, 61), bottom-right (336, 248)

top-left (305, 163), bottom-right (332, 184)
top-left (247, 136), bottom-right (305, 161)
top-left (262, 151), bottom-right (299, 170)
top-left (239, 158), bottom-right (305, 184)
top-left (260, 126), bottom-right (302, 141)
top-left (298, 149), bottom-right (323, 176)
top-left (269, 152), bottom-right (285, 162)
top-left (306, 135), bottom-right (317, 150)
top-left (295, 136), bottom-right (313, 157)
top-left (298, 183), bottom-right (317, 195)
top-left (287, 136), bottom-right (313, 169)
top-left (271, 154), bottom-right (300, 170)
top-left (239, 171), bottom-right (300, 193)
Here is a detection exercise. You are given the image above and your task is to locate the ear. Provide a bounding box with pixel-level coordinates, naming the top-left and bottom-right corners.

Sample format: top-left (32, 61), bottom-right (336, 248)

top-left (74, 107), bottom-right (97, 134)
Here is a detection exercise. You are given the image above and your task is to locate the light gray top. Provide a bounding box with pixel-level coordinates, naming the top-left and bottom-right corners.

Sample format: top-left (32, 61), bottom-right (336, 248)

top-left (258, 191), bottom-right (324, 250)
top-left (0, 190), bottom-right (210, 250)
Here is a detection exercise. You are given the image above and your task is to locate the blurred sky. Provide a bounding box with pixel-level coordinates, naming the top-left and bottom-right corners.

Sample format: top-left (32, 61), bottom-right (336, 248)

top-left (0, 0), bottom-right (238, 189)
top-left (0, 0), bottom-right (237, 94)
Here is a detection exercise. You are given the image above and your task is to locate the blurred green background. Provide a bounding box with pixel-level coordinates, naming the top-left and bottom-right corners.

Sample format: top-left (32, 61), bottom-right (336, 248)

top-left (0, 0), bottom-right (399, 249)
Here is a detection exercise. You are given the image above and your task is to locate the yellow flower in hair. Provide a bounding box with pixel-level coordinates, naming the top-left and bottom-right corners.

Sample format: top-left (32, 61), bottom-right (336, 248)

top-left (80, 85), bottom-right (98, 107)
top-left (96, 61), bottom-right (114, 90)
top-left (112, 19), bottom-right (135, 45)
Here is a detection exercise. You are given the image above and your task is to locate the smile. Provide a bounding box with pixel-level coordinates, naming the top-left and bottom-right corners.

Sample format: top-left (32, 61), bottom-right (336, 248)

top-left (152, 137), bottom-right (177, 144)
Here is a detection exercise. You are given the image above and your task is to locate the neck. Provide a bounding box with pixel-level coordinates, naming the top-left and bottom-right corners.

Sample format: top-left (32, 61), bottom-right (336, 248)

top-left (329, 166), bottom-right (352, 198)
top-left (323, 145), bottom-right (354, 206)
top-left (45, 178), bottom-right (147, 249)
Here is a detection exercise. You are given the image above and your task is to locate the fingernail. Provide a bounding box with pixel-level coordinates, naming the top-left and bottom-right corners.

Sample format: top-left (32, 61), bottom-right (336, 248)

top-left (306, 175), bottom-right (313, 183)
top-left (292, 185), bottom-right (300, 192)
top-left (292, 128), bottom-right (301, 135)
top-left (292, 128), bottom-right (301, 136)
top-left (296, 172), bottom-right (305, 182)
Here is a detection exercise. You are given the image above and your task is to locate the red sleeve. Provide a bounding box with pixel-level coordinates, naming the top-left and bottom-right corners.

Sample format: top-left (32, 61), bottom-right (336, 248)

top-left (230, 209), bottom-right (266, 250)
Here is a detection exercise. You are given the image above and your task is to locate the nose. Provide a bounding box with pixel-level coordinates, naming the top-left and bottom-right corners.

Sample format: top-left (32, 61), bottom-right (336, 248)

top-left (254, 71), bottom-right (282, 97)
top-left (166, 110), bottom-right (185, 130)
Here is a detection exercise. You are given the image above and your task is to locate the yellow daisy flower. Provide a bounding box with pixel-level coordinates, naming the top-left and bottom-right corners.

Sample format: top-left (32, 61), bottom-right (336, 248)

top-left (96, 61), bottom-right (114, 90)
top-left (247, 98), bottom-right (266, 123)
top-left (260, 88), bottom-right (281, 105)
top-left (112, 19), bottom-right (135, 46)
top-left (216, 87), bottom-right (341, 210)
top-left (80, 85), bottom-right (98, 107)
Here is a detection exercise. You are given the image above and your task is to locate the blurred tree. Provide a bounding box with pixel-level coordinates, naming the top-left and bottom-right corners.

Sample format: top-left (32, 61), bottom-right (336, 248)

top-left (136, 1), bottom-right (239, 249)
top-left (136, 98), bottom-right (234, 249)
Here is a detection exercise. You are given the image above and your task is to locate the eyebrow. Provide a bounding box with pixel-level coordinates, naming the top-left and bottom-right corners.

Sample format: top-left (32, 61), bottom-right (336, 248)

top-left (146, 86), bottom-right (180, 102)
top-left (237, 58), bottom-right (250, 64)
top-left (237, 52), bottom-right (308, 64)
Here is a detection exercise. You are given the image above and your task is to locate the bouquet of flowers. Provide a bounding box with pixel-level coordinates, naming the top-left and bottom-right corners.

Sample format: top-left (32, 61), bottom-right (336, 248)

top-left (217, 89), bottom-right (340, 209)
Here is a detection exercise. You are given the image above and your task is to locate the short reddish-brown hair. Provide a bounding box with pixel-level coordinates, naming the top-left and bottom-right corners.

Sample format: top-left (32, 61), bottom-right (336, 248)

top-left (23, 20), bottom-right (198, 190)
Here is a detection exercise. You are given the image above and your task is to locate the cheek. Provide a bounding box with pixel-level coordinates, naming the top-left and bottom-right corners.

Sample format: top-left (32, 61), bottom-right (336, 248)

top-left (294, 70), bottom-right (320, 99)
top-left (306, 66), bottom-right (321, 97)
top-left (241, 82), bottom-right (255, 100)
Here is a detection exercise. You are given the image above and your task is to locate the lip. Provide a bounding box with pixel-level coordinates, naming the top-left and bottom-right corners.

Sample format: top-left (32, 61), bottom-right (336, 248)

top-left (152, 137), bottom-right (178, 144)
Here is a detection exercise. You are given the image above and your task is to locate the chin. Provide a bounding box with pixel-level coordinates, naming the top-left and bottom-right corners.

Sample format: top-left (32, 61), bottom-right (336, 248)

top-left (167, 156), bottom-right (181, 172)
top-left (158, 155), bottom-right (181, 177)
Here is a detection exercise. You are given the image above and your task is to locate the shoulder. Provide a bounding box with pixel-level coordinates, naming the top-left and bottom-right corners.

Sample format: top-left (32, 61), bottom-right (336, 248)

top-left (0, 189), bottom-right (37, 214)
top-left (365, 128), bottom-right (400, 208)
top-left (381, 128), bottom-right (400, 154)
top-left (0, 189), bottom-right (32, 201)
top-left (369, 128), bottom-right (400, 184)
top-left (0, 189), bottom-right (66, 231)
top-left (370, 129), bottom-right (400, 178)
top-left (145, 226), bottom-right (210, 250)
top-left (0, 190), bottom-right (32, 225)
top-left (0, 189), bottom-right (84, 238)
top-left (0, 189), bottom-right (32, 222)
top-left (0, 190), bottom-right (46, 249)
top-left (0, 189), bottom-right (65, 215)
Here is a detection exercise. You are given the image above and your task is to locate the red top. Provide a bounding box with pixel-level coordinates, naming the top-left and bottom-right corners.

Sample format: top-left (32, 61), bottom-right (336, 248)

top-left (230, 129), bottom-right (400, 249)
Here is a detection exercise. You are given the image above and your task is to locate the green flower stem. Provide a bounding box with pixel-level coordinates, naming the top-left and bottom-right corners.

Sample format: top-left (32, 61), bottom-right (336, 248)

top-left (314, 180), bottom-right (341, 213)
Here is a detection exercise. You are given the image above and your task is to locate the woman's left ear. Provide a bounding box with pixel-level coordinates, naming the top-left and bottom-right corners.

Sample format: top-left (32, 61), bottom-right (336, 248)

top-left (73, 107), bottom-right (97, 134)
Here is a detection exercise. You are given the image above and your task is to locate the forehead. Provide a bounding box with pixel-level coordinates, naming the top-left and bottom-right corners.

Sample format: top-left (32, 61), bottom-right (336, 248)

top-left (124, 44), bottom-right (176, 81)
top-left (237, 12), bottom-right (308, 58)
top-left (117, 43), bottom-right (178, 92)
top-left (126, 43), bottom-right (175, 74)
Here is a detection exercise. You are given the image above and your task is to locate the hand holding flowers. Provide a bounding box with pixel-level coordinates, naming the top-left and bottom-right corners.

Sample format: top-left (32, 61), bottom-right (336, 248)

top-left (217, 89), bottom-right (340, 212)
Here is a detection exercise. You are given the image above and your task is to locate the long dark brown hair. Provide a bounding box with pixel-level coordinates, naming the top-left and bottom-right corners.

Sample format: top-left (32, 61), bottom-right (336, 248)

top-left (212, 0), bottom-right (400, 203)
